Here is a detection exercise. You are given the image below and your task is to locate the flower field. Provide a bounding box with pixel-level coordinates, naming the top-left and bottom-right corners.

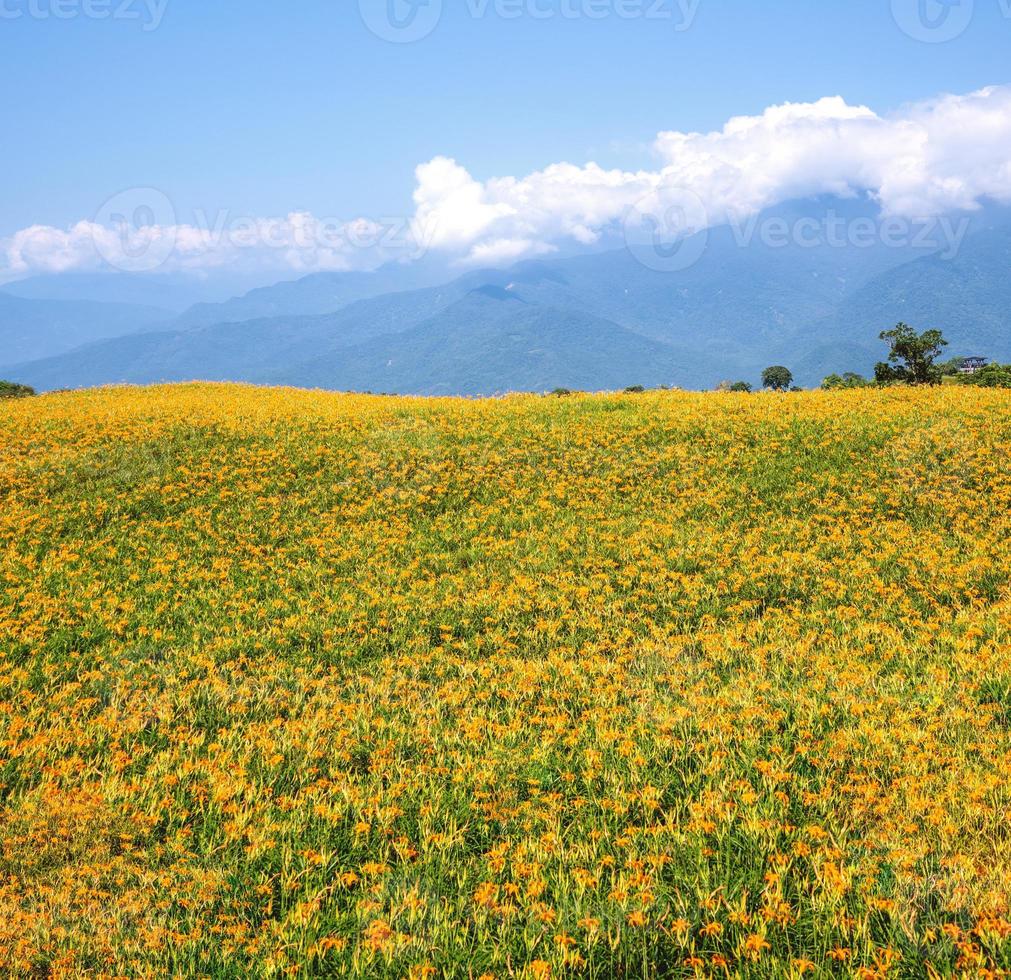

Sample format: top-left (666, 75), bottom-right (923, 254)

top-left (2, 382), bottom-right (1011, 978)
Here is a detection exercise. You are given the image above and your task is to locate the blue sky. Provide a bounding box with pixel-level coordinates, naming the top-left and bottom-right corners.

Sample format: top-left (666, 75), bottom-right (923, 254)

top-left (3, 0), bottom-right (1010, 241)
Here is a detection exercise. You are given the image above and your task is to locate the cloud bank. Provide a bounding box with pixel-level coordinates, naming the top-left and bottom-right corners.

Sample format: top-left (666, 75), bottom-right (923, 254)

top-left (4, 84), bottom-right (1011, 281)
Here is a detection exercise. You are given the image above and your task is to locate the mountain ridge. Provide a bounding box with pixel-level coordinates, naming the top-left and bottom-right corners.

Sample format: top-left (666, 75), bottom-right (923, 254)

top-left (5, 200), bottom-right (1010, 393)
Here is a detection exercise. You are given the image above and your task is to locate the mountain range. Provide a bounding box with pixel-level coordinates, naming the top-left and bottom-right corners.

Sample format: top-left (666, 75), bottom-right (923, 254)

top-left (3, 199), bottom-right (1009, 394)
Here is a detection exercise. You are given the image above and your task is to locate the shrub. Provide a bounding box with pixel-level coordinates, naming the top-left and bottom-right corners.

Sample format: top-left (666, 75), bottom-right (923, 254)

top-left (0, 380), bottom-right (35, 400)
top-left (962, 363), bottom-right (1011, 388)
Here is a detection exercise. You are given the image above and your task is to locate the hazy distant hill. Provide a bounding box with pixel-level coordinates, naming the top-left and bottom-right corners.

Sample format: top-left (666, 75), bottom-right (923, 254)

top-left (268, 287), bottom-right (696, 395)
top-left (171, 260), bottom-right (451, 330)
top-left (0, 292), bottom-right (173, 365)
top-left (838, 227), bottom-right (1011, 355)
top-left (788, 222), bottom-right (1011, 383)
top-left (1, 271), bottom-right (269, 312)
top-left (0, 273), bottom-right (487, 391)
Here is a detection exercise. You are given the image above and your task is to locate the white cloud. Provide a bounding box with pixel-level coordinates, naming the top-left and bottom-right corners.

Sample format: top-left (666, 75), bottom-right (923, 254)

top-left (465, 237), bottom-right (558, 266)
top-left (3, 84), bottom-right (1011, 282)
top-left (0, 213), bottom-right (376, 282)
top-left (417, 86), bottom-right (1011, 265)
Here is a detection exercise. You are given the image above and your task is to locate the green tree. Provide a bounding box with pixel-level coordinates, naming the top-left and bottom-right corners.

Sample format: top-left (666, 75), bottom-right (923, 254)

top-left (936, 356), bottom-right (967, 378)
top-left (0, 380), bottom-right (35, 399)
top-left (822, 372), bottom-right (869, 390)
top-left (875, 323), bottom-right (948, 385)
top-left (728, 381), bottom-right (752, 393)
top-left (761, 366), bottom-right (794, 391)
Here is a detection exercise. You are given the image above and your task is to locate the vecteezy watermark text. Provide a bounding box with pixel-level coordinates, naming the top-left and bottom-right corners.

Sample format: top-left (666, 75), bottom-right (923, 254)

top-left (189, 211), bottom-right (435, 256)
top-left (623, 193), bottom-right (974, 274)
top-left (0, 0), bottom-right (168, 29)
top-left (463, 0), bottom-right (700, 27)
top-left (91, 188), bottom-right (437, 273)
top-left (358, 0), bottom-right (700, 43)
top-left (728, 210), bottom-right (971, 258)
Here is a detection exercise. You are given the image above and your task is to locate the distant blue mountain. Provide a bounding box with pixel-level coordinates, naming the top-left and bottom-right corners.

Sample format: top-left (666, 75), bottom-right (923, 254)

top-left (170, 257), bottom-right (453, 329)
top-left (0, 272), bottom-right (491, 391)
top-left (4, 199), bottom-right (1010, 393)
top-left (0, 292), bottom-right (173, 366)
top-left (1, 271), bottom-right (270, 313)
top-left (265, 288), bottom-right (695, 396)
top-left (793, 223), bottom-right (1011, 381)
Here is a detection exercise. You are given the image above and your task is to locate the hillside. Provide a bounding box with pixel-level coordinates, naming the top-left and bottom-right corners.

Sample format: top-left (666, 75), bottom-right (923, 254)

top-left (3, 384), bottom-right (1011, 977)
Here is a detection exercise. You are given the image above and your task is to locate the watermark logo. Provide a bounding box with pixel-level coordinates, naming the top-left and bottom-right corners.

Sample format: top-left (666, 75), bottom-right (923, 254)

top-left (93, 187), bottom-right (177, 273)
top-left (622, 189), bottom-right (709, 273)
top-left (891, 0), bottom-right (974, 42)
top-left (359, 0), bottom-right (443, 43)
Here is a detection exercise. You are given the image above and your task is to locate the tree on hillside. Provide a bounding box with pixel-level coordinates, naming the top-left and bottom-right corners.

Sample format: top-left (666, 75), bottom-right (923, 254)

top-left (822, 372), bottom-right (869, 390)
top-left (762, 366), bottom-right (794, 391)
top-left (0, 380), bottom-right (35, 399)
top-left (875, 323), bottom-right (948, 385)
top-left (936, 356), bottom-right (968, 378)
